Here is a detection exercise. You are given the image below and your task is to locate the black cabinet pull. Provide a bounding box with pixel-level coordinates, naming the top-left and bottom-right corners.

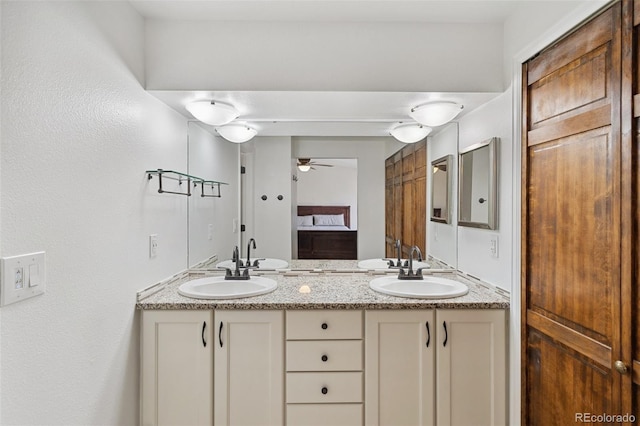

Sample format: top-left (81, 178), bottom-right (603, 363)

top-left (321, 354), bottom-right (328, 362)
top-left (321, 387), bottom-right (328, 395)
top-left (202, 321), bottom-right (207, 347)
top-left (321, 322), bottom-right (328, 330)
top-left (219, 322), bottom-right (223, 348)
top-left (425, 321), bottom-right (430, 347)
top-left (443, 321), bottom-right (448, 347)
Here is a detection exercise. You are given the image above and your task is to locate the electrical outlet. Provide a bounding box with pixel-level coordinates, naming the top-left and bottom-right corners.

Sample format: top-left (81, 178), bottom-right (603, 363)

top-left (1, 252), bottom-right (46, 306)
top-left (149, 234), bottom-right (158, 258)
top-left (489, 234), bottom-right (499, 258)
top-left (208, 224), bottom-right (213, 240)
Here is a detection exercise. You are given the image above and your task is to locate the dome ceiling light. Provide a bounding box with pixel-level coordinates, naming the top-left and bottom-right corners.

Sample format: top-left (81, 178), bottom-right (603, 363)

top-left (409, 101), bottom-right (464, 127)
top-left (185, 100), bottom-right (239, 126)
top-left (389, 123), bottom-right (432, 144)
top-left (215, 123), bottom-right (257, 143)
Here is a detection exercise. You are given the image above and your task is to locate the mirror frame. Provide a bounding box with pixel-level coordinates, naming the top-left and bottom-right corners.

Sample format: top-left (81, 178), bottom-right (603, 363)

top-left (430, 154), bottom-right (452, 224)
top-left (458, 137), bottom-right (498, 230)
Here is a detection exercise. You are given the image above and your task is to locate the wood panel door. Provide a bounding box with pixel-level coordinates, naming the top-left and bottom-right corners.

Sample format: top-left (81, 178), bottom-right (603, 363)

top-left (384, 141), bottom-right (427, 258)
top-left (633, 1), bottom-right (640, 416)
top-left (522, 2), bottom-right (635, 423)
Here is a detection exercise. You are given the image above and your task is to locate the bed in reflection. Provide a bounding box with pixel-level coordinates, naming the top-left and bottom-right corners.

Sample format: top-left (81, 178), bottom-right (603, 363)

top-left (296, 205), bottom-right (358, 259)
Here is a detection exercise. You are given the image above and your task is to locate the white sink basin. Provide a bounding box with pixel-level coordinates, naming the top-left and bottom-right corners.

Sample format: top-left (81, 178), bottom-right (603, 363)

top-left (358, 258), bottom-right (430, 270)
top-left (369, 276), bottom-right (468, 299)
top-left (216, 258), bottom-right (289, 270)
top-left (178, 276), bottom-right (278, 300)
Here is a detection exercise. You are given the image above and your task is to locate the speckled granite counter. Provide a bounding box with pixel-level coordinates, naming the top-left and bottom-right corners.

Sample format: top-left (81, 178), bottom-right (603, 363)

top-left (136, 269), bottom-right (509, 310)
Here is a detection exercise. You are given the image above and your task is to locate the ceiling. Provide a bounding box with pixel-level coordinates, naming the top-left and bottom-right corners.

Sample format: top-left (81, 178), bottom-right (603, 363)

top-left (134, 1), bottom-right (531, 138)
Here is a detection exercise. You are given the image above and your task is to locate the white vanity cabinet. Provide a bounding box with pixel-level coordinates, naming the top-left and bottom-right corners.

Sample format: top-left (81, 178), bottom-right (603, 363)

top-left (365, 309), bottom-right (506, 426)
top-left (435, 309), bottom-right (506, 426)
top-left (214, 310), bottom-right (284, 425)
top-left (285, 310), bottom-right (364, 426)
top-left (140, 310), bottom-right (213, 426)
top-left (364, 310), bottom-right (436, 426)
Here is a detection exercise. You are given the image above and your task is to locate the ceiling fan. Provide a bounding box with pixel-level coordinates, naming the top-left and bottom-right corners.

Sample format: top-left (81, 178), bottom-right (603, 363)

top-left (296, 158), bottom-right (334, 172)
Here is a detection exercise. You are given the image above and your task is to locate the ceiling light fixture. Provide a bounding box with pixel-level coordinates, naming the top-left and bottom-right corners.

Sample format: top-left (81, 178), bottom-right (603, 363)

top-left (297, 164), bottom-right (311, 172)
top-left (389, 123), bottom-right (432, 144)
top-left (185, 100), bottom-right (239, 126)
top-left (215, 123), bottom-right (257, 143)
top-left (409, 101), bottom-right (464, 127)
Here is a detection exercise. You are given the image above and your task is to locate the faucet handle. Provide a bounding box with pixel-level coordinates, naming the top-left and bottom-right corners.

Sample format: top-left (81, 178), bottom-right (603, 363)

top-left (252, 258), bottom-right (266, 267)
top-left (217, 266), bottom-right (233, 277)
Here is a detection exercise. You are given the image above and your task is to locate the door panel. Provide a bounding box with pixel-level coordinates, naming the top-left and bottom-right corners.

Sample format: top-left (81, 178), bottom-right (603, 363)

top-left (522, 2), bottom-right (632, 423)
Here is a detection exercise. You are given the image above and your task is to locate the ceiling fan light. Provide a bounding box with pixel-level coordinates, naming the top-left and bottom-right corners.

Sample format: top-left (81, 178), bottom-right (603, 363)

top-left (297, 164), bottom-right (311, 172)
top-left (215, 123), bottom-right (257, 143)
top-left (185, 100), bottom-right (239, 126)
top-left (389, 123), bottom-right (432, 144)
top-left (409, 101), bottom-right (464, 127)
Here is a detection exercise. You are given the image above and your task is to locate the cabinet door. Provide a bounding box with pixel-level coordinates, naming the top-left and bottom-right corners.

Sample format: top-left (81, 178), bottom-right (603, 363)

top-left (436, 309), bottom-right (506, 426)
top-left (141, 310), bottom-right (213, 426)
top-left (365, 310), bottom-right (435, 426)
top-left (214, 310), bottom-right (284, 425)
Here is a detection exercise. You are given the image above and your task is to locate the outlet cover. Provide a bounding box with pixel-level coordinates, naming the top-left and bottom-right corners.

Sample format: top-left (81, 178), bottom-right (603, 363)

top-left (1, 252), bottom-right (46, 306)
top-left (489, 234), bottom-right (499, 258)
top-left (149, 234), bottom-right (158, 258)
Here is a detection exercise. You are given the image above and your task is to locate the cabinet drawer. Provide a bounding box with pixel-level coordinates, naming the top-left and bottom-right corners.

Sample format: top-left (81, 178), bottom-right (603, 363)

top-left (287, 404), bottom-right (362, 425)
top-left (287, 311), bottom-right (362, 340)
top-left (286, 340), bottom-right (362, 371)
top-left (287, 372), bottom-right (362, 403)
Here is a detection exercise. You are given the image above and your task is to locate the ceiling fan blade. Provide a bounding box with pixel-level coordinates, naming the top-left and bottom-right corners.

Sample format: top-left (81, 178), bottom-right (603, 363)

top-left (311, 163), bottom-right (334, 167)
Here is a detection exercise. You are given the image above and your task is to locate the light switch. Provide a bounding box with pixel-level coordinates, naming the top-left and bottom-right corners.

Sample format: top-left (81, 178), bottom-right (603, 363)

top-left (1, 251), bottom-right (45, 306)
top-left (29, 264), bottom-right (40, 287)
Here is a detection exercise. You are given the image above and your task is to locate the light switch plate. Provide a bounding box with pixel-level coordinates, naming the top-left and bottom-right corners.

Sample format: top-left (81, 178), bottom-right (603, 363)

top-left (1, 251), bottom-right (46, 306)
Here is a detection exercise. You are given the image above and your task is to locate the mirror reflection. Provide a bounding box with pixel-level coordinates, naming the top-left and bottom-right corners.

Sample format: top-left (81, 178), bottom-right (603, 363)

top-left (295, 159), bottom-right (358, 260)
top-left (458, 137), bottom-right (498, 230)
top-left (430, 155), bottom-right (452, 224)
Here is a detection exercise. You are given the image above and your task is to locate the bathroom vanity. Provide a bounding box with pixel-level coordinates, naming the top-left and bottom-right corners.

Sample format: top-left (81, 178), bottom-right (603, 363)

top-left (136, 261), bottom-right (508, 426)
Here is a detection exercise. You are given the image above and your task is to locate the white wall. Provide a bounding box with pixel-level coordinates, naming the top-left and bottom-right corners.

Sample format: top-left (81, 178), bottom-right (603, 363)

top-left (296, 162), bottom-right (358, 229)
top-left (145, 20), bottom-right (503, 92)
top-left (1, 2), bottom-right (190, 424)
top-left (187, 122), bottom-right (240, 266)
top-left (293, 137), bottom-right (389, 260)
top-left (457, 89), bottom-right (512, 291)
top-left (427, 123), bottom-right (458, 267)
top-left (249, 136), bottom-right (293, 260)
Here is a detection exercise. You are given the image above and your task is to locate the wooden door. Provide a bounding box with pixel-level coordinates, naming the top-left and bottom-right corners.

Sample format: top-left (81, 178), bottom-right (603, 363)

top-left (214, 310), bottom-right (284, 426)
top-left (365, 310), bottom-right (435, 426)
top-left (633, 1), bottom-right (640, 416)
top-left (402, 145), bottom-right (415, 257)
top-left (141, 310), bottom-right (213, 426)
top-left (384, 142), bottom-right (427, 258)
top-left (522, 2), bottom-right (634, 423)
top-left (436, 310), bottom-right (506, 426)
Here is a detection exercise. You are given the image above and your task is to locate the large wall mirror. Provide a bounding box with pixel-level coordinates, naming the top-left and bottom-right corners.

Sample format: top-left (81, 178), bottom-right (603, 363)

top-left (430, 155), bottom-right (452, 224)
top-left (458, 137), bottom-right (498, 229)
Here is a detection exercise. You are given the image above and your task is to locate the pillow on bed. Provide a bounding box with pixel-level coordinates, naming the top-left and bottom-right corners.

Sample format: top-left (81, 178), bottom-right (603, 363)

top-left (297, 215), bottom-right (313, 226)
top-left (313, 214), bottom-right (345, 226)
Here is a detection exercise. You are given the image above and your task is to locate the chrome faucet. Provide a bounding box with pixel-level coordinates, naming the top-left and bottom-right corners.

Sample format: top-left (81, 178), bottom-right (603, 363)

top-left (219, 246), bottom-right (251, 280)
top-left (246, 238), bottom-right (256, 266)
top-left (397, 245), bottom-right (425, 280)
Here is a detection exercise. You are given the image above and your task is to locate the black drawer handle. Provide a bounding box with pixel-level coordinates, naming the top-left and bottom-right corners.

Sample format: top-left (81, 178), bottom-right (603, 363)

top-left (321, 323), bottom-right (328, 330)
top-left (321, 354), bottom-right (328, 362)
top-left (202, 321), bottom-right (207, 347)
top-left (321, 387), bottom-right (328, 395)
top-left (443, 321), bottom-right (448, 347)
top-left (219, 322), bottom-right (223, 348)
top-left (425, 321), bottom-right (430, 348)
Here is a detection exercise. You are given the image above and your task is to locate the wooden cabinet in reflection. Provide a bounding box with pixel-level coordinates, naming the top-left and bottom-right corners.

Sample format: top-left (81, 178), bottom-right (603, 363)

top-left (384, 140), bottom-right (426, 258)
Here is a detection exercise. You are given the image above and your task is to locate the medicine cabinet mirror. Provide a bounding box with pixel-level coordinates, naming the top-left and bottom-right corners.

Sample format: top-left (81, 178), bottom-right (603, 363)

top-left (430, 155), bottom-right (452, 224)
top-left (458, 137), bottom-right (498, 230)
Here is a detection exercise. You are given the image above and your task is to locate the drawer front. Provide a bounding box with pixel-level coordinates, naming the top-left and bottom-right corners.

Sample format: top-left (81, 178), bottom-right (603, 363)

top-left (287, 404), bottom-right (363, 426)
top-left (287, 372), bottom-right (362, 403)
top-left (287, 311), bottom-right (363, 340)
top-left (286, 340), bottom-right (362, 372)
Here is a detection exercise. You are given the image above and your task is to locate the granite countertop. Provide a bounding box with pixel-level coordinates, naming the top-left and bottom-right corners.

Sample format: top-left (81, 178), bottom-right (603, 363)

top-left (136, 269), bottom-right (509, 310)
